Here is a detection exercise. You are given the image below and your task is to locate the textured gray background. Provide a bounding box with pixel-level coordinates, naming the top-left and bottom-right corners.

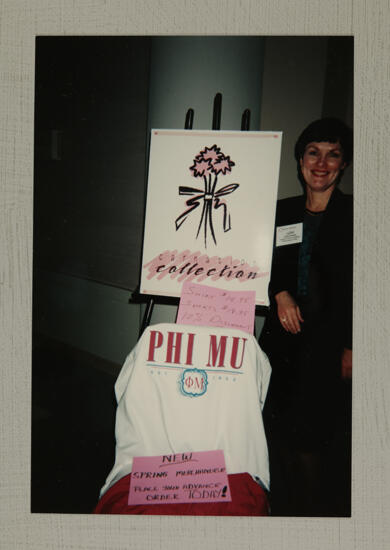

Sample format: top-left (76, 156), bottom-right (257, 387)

top-left (1, 1), bottom-right (389, 549)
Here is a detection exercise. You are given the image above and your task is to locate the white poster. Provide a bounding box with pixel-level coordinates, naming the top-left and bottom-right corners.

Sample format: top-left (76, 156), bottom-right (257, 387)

top-left (140, 129), bottom-right (282, 305)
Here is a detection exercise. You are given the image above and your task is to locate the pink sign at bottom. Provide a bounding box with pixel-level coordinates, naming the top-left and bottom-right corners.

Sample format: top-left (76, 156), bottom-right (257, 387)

top-left (128, 450), bottom-right (231, 505)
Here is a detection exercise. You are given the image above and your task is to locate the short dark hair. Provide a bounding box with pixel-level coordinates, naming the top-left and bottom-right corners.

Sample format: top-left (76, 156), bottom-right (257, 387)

top-left (294, 117), bottom-right (353, 187)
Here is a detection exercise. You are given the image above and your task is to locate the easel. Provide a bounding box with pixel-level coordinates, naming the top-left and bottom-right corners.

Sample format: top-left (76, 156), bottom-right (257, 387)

top-left (131, 93), bottom-right (260, 337)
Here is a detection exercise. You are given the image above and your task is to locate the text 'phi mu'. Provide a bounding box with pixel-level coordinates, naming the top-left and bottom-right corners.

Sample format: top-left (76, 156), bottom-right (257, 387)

top-left (147, 330), bottom-right (248, 370)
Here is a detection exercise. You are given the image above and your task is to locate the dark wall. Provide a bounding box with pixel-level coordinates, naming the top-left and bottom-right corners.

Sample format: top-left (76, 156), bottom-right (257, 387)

top-left (322, 36), bottom-right (353, 121)
top-left (34, 37), bottom-right (151, 290)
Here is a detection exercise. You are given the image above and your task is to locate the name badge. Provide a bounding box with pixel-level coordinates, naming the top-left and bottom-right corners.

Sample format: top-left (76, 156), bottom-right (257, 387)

top-left (276, 222), bottom-right (303, 247)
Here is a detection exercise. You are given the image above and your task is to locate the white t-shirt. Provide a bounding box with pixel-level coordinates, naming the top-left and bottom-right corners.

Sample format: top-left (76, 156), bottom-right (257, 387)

top-left (100, 323), bottom-right (271, 496)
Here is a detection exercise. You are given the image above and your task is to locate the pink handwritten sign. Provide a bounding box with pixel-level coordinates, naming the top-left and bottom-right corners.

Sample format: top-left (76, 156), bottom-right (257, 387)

top-left (176, 281), bottom-right (256, 334)
top-left (128, 450), bottom-right (231, 505)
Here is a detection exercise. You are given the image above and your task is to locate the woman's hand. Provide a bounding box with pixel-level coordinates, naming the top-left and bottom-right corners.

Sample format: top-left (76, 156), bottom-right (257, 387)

top-left (341, 348), bottom-right (352, 379)
top-left (275, 291), bottom-right (304, 334)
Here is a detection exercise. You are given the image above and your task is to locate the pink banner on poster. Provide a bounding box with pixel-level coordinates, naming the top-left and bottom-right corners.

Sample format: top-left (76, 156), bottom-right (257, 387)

top-left (176, 281), bottom-right (256, 335)
top-left (128, 450), bottom-right (231, 505)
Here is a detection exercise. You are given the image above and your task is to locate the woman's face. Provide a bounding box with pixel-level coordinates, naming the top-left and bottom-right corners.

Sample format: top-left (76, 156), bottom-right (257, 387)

top-left (300, 141), bottom-right (346, 193)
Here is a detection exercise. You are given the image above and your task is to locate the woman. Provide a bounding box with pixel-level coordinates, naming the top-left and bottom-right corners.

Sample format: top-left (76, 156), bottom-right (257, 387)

top-left (260, 117), bottom-right (353, 516)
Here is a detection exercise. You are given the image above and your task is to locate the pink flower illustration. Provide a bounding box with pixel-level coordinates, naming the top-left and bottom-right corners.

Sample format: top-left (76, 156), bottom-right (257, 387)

top-left (213, 155), bottom-right (235, 175)
top-left (176, 144), bottom-right (239, 248)
top-left (198, 145), bottom-right (221, 163)
top-left (189, 158), bottom-right (212, 177)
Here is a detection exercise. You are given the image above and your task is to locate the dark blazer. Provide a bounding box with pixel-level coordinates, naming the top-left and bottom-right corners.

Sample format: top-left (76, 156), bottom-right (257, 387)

top-left (262, 188), bottom-right (353, 350)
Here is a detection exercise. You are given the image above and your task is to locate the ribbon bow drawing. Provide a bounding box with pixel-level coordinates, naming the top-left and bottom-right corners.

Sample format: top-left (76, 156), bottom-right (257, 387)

top-left (175, 145), bottom-right (239, 248)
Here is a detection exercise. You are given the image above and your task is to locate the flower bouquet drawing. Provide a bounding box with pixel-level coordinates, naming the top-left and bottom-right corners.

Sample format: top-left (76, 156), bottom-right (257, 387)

top-left (175, 144), bottom-right (239, 248)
